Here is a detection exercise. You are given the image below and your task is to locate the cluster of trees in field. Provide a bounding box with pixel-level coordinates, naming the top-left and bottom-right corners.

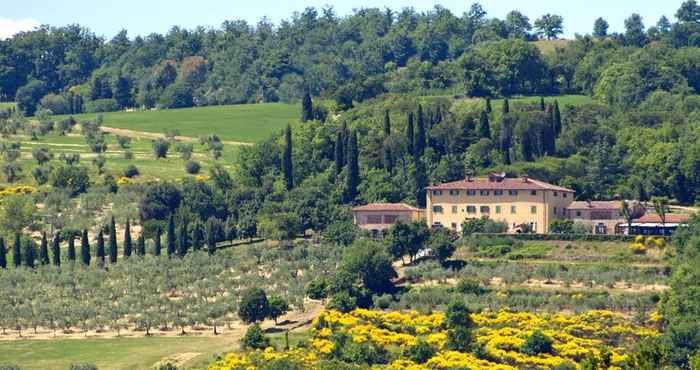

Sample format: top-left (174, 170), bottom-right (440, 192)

top-left (0, 243), bottom-right (340, 336)
top-left (4, 2), bottom-right (700, 115)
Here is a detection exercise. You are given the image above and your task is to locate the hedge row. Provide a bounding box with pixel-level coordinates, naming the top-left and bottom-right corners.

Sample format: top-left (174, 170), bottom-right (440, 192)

top-left (471, 233), bottom-right (646, 242)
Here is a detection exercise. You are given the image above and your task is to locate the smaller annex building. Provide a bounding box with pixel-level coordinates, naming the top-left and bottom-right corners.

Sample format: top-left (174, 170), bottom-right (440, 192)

top-left (566, 201), bottom-right (625, 235)
top-left (352, 203), bottom-right (424, 235)
top-left (620, 213), bottom-right (691, 236)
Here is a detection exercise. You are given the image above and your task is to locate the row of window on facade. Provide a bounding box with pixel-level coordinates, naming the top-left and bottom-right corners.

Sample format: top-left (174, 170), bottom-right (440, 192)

top-left (432, 205), bottom-right (539, 215)
top-left (432, 189), bottom-right (568, 198)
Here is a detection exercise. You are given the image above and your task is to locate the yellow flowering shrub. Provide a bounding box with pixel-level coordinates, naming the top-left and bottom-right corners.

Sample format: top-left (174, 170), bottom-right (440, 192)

top-left (0, 185), bottom-right (37, 197)
top-left (209, 308), bottom-right (658, 370)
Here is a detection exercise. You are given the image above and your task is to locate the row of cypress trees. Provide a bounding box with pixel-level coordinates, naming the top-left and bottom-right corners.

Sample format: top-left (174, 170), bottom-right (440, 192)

top-left (0, 215), bottom-right (218, 269)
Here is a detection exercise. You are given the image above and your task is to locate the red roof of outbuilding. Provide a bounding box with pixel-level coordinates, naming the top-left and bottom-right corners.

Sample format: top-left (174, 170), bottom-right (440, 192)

top-left (634, 214), bottom-right (691, 224)
top-left (352, 203), bottom-right (422, 212)
top-left (426, 177), bottom-right (574, 192)
top-left (567, 201), bottom-right (620, 210)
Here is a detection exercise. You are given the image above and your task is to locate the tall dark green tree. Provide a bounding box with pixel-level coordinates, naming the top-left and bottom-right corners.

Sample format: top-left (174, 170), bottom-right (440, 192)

top-left (593, 17), bottom-right (609, 37)
top-left (80, 229), bottom-right (90, 266)
top-left (406, 112), bottom-right (415, 156)
top-left (24, 240), bottom-right (35, 268)
top-left (344, 130), bottom-right (359, 203)
top-left (12, 233), bottom-right (21, 268)
top-left (334, 130), bottom-right (345, 176)
top-left (178, 220), bottom-right (189, 257)
top-left (301, 92), bottom-right (313, 122)
top-left (206, 217), bottom-right (216, 255)
top-left (51, 234), bottom-right (60, 267)
top-left (283, 124), bottom-right (293, 190)
top-left (552, 100), bottom-right (562, 135)
top-left (153, 228), bottom-right (162, 256)
top-left (416, 105), bottom-right (426, 156)
top-left (544, 107), bottom-right (557, 156)
top-left (413, 151), bottom-right (428, 208)
top-left (109, 216), bottom-right (117, 263)
top-left (67, 235), bottom-right (76, 263)
top-left (192, 222), bottom-right (204, 251)
top-left (123, 218), bottom-right (132, 258)
top-left (137, 234), bottom-right (145, 256)
top-left (502, 98), bottom-right (510, 114)
top-left (382, 110), bottom-right (393, 173)
top-left (539, 97), bottom-right (545, 111)
top-left (0, 238), bottom-right (6, 269)
top-left (96, 230), bottom-right (105, 267)
top-left (167, 214), bottom-right (176, 257)
top-left (39, 232), bottom-right (49, 265)
top-left (485, 98), bottom-right (492, 113)
top-left (478, 111), bottom-right (491, 139)
top-left (500, 116), bottom-right (513, 165)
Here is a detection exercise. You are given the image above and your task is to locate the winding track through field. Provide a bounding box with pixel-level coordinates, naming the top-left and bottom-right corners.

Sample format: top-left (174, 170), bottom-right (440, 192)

top-left (99, 126), bottom-right (254, 146)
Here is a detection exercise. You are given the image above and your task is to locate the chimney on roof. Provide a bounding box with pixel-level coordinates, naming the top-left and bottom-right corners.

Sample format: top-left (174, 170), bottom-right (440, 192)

top-left (522, 176), bottom-right (529, 183)
top-left (587, 200), bottom-right (592, 208)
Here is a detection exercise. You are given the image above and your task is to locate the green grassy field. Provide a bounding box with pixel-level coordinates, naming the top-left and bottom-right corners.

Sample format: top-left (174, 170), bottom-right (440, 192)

top-left (55, 103), bottom-right (299, 143)
top-left (492, 94), bottom-right (592, 110)
top-left (0, 331), bottom-right (309, 370)
top-left (532, 39), bottom-right (572, 55)
top-left (0, 131), bottom-right (240, 185)
top-left (0, 102), bottom-right (15, 110)
top-left (0, 336), bottom-right (232, 370)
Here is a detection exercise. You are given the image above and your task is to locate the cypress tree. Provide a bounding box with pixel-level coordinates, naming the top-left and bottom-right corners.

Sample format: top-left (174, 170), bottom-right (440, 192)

top-left (39, 232), bottom-right (49, 265)
top-left (539, 97), bottom-right (546, 111)
top-left (192, 222), bottom-right (204, 251)
top-left (137, 234), bottom-right (146, 256)
top-left (382, 110), bottom-right (393, 174)
top-left (67, 235), bottom-right (76, 263)
top-left (123, 218), bottom-right (132, 258)
top-left (500, 116), bottom-right (513, 165)
top-left (96, 231), bottom-right (105, 267)
top-left (178, 221), bottom-right (189, 257)
top-left (24, 240), bottom-right (35, 268)
top-left (413, 150), bottom-right (428, 208)
top-left (406, 112), bottom-right (414, 156)
top-left (485, 98), bottom-right (492, 114)
top-left (206, 218), bottom-right (216, 256)
top-left (334, 130), bottom-right (345, 176)
top-left (553, 100), bottom-right (562, 135)
top-left (80, 229), bottom-right (90, 266)
top-left (545, 105), bottom-right (557, 156)
top-left (416, 105), bottom-right (426, 156)
top-left (0, 238), bottom-right (6, 269)
top-left (502, 98), bottom-right (510, 114)
top-left (153, 228), bottom-right (162, 256)
top-left (51, 234), bottom-right (60, 267)
top-left (108, 216), bottom-right (117, 263)
top-left (12, 233), bottom-right (21, 268)
top-left (344, 131), bottom-right (359, 203)
top-left (283, 124), bottom-right (293, 190)
top-left (383, 110), bottom-right (391, 136)
top-left (167, 214), bottom-right (176, 257)
top-left (301, 91), bottom-right (313, 122)
top-left (478, 111), bottom-right (491, 139)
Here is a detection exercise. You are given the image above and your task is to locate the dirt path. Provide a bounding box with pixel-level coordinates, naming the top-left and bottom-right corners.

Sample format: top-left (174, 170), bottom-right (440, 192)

top-left (99, 126), bottom-right (254, 146)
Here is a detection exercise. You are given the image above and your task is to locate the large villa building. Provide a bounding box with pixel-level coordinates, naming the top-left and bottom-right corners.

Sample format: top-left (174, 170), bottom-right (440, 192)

top-left (425, 173), bottom-right (574, 233)
top-left (352, 173), bottom-right (693, 235)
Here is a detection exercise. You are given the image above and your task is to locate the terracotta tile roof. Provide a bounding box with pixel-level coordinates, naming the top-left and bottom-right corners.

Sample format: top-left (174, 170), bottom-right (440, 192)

top-left (352, 203), bottom-right (422, 212)
top-left (634, 213), bottom-right (691, 224)
top-left (426, 176), bottom-right (574, 192)
top-left (567, 201), bottom-right (621, 210)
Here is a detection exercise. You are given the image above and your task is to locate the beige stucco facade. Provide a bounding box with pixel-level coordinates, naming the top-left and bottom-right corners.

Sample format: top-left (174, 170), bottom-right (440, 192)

top-left (426, 177), bottom-right (574, 233)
